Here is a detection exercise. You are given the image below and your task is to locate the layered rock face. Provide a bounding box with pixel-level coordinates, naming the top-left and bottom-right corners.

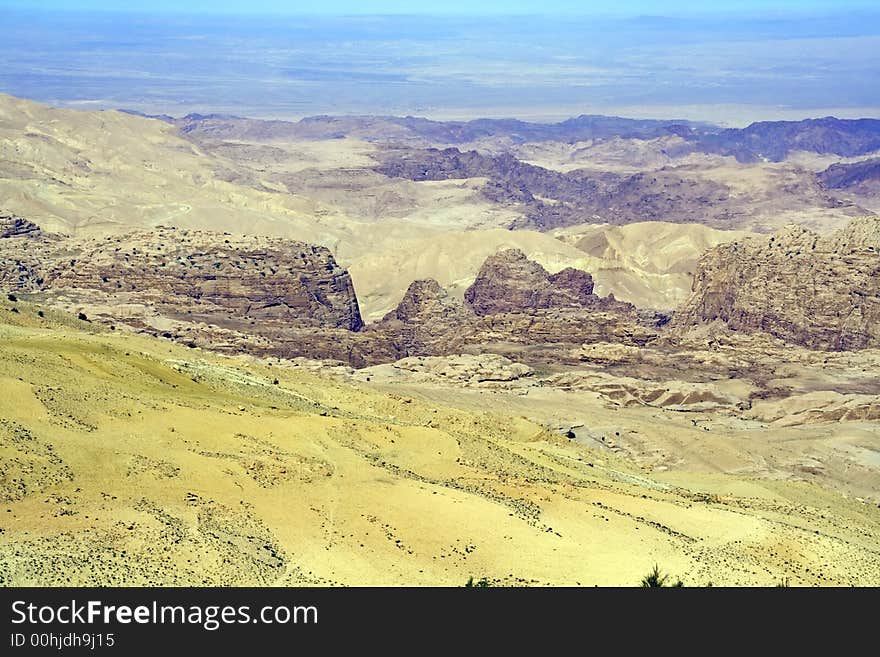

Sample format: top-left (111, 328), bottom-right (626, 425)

top-left (0, 226), bottom-right (374, 362)
top-left (370, 279), bottom-right (473, 358)
top-left (369, 249), bottom-right (658, 362)
top-left (673, 216), bottom-right (880, 350)
top-left (0, 214), bottom-right (41, 239)
top-left (464, 249), bottom-right (628, 314)
top-left (2, 223), bottom-right (657, 366)
top-left (45, 228), bottom-right (363, 331)
top-left (0, 215), bottom-right (50, 291)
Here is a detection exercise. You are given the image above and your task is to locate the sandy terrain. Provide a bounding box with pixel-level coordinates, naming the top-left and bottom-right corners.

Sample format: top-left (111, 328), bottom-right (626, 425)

top-left (2, 95), bottom-right (879, 587)
top-left (552, 222), bottom-right (754, 309)
top-left (1, 298), bottom-right (878, 587)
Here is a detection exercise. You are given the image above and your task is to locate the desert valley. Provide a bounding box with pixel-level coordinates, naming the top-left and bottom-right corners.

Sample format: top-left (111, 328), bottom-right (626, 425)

top-left (1, 92), bottom-right (879, 586)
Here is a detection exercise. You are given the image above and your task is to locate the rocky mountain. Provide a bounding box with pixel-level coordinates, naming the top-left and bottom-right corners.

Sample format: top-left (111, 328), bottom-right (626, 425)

top-left (46, 227), bottom-right (363, 331)
top-left (167, 111), bottom-right (880, 165)
top-left (7, 209), bottom-right (879, 365)
top-left (673, 216), bottom-right (880, 350)
top-left (464, 249), bottom-right (620, 315)
top-left (373, 146), bottom-right (854, 231)
top-left (818, 157), bottom-right (880, 195)
top-left (0, 222), bottom-right (657, 366)
top-left (161, 111), bottom-right (704, 146)
top-left (0, 226), bottom-right (375, 363)
top-left (697, 118), bottom-right (880, 163)
top-left (169, 109), bottom-right (880, 167)
top-left (368, 249), bottom-right (658, 362)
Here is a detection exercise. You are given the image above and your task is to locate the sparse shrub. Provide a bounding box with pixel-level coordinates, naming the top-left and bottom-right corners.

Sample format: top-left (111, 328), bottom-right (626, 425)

top-left (7, 293), bottom-right (17, 302)
top-left (37, 310), bottom-right (44, 318)
top-left (776, 577), bottom-right (790, 588)
top-left (640, 564), bottom-right (683, 587)
top-left (77, 312), bottom-right (88, 321)
top-left (465, 576), bottom-right (491, 587)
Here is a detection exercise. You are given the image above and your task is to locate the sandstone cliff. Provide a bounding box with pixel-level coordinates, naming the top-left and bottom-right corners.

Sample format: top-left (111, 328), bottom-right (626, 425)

top-left (2, 225), bottom-right (659, 366)
top-left (369, 249), bottom-right (658, 362)
top-left (464, 248), bottom-right (630, 314)
top-left (0, 226), bottom-right (372, 362)
top-left (673, 216), bottom-right (880, 350)
top-left (44, 227), bottom-right (364, 331)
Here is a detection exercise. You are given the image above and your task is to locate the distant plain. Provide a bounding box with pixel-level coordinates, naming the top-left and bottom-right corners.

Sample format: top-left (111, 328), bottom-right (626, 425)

top-left (2, 10), bottom-right (880, 124)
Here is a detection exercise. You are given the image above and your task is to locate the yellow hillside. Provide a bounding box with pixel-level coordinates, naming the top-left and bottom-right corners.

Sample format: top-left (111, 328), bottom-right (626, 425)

top-left (1, 296), bottom-right (878, 586)
top-left (554, 222), bottom-right (755, 308)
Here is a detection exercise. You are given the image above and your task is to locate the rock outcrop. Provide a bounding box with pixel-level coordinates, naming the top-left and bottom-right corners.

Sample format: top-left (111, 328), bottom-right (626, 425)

top-left (0, 226), bottom-right (376, 362)
top-left (389, 354), bottom-right (533, 386)
top-left (373, 147), bottom-right (856, 232)
top-left (3, 229), bottom-right (658, 366)
top-left (44, 227), bottom-right (364, 331)
top-left (464, 248), bottom-right (629, 314)
top-left (370, 279), bottom-right (472, 358)
top-left (673, 216), bottom-right (880, 350)
top-left (0, 214), bottom-right (41, 239)
top-left (697, 117), bottom-right (880, 163)
top-left (818, 157), bottom-right (880, 196)
top-left (0, 215), bottom-right (50, 291)
top-left (367, 249), bottom-right (659, 363)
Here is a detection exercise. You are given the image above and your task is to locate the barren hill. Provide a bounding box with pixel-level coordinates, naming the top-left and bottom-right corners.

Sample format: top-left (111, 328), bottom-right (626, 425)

top-left (1, 291), bottom-right (878, 586)
top-left (819, 157), bottom-right (880, 196)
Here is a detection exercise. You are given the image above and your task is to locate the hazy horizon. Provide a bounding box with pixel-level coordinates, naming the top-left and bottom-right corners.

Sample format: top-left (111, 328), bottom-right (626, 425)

top-left (1, 5), bottom-right (879, 125)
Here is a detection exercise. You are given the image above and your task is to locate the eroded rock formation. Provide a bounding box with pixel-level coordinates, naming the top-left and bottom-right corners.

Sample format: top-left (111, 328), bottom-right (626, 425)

top-left (44, 227), bottom-right (364, 331)
top-left (0, 214), bottom-right (41, 239)
top-left (367, 249), bottom-right (659, 362)
top-left (673, 216), bottom-right (880, 350)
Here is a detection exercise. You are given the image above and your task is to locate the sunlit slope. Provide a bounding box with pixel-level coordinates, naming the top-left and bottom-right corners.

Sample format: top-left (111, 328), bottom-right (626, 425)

top-left (0, 93), bottom-right (352, 242)
top-left (0, 298), bottom-right (878, 586)
top-left (554, 221), bottom-right (755, 309)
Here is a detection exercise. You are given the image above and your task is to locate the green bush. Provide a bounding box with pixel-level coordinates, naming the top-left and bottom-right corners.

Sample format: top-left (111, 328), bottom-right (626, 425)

top-left (640, 564), bottom-right (683, 587)
top-left (465, 576), bottom-right (491, 587)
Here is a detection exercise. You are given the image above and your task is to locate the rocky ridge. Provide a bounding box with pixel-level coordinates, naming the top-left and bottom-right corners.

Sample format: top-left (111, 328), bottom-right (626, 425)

top-left (373, 147), bottom-right (858, 231)
top-left (7, 214), bottom-right (880, 366)
top-left (367, 249), bottom-right (659, 362)
top-left (0, 214), bottom-right (41, 239)
top-left (44, 227), bottom-right (364, 331)
top-left (0, 226), bottom-right (373, 362)
top-left (818, 157), bottom-right (880, 195)
top-left (1, 224), bottom-right (654, 366)
top-left (673, 216), bottom-right (880, 350)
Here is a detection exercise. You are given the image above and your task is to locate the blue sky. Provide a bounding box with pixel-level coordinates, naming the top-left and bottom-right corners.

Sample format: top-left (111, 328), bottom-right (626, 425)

top-left (4, 0), bottom-right (880, 15)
